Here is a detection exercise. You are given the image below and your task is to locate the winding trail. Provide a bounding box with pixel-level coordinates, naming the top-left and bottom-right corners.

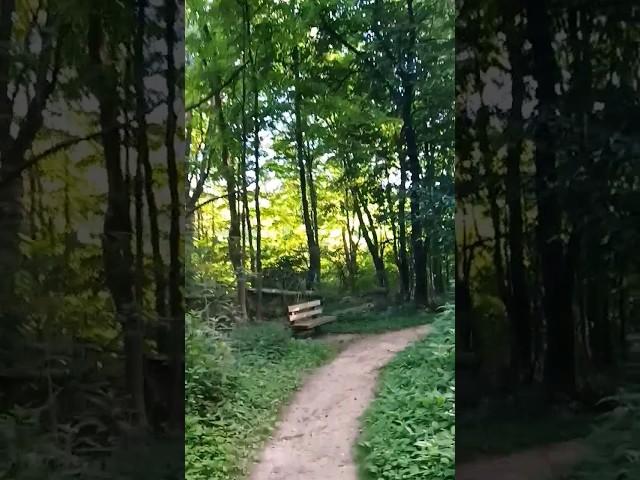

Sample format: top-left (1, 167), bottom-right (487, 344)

top-left (248, 324), bottom-right (430, 480)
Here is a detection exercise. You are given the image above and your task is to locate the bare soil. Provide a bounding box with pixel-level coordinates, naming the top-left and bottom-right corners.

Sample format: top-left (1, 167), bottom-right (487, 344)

top-left (248, 325), bottom-right (430, 480)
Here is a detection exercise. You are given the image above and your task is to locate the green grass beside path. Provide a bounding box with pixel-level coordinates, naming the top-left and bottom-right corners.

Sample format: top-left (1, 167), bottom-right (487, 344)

top-left (319, 308), bottom-right (435, 335)
top-left (185, 319), bottom-right (334, 480)
top-left (355, 308), bottom-right (455, 480)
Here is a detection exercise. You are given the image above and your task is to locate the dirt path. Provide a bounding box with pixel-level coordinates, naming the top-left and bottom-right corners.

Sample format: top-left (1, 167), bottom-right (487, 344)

top-left (248, 324), bottom-right (430, 480)
top-left (456, 440), bottom-right (589, 480)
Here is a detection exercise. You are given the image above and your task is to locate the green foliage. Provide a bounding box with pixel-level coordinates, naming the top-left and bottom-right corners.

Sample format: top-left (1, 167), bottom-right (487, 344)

top-left (186, 314), bottom-right (236, 411)
top-left (472, 294), bottom-right (510, 372)
top-left (319, 309), bottom-right (435, 335)
top-left (185, 320), bottom-right (334, 480)
top-left (355, 310), bottom-right (455, 480)
top-left (563, 393), bottom-right (640, 480)
top-left (185, 0), bottom-right (455, 299)
top-left (230, 323), bottom-right (292, 360)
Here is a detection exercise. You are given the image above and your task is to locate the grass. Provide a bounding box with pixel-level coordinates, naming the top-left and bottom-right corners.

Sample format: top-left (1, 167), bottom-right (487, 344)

top-left (185, 320), bottom-right (335, 480)
top-left (318, 308), bottom-right (435, 335)
top-left (560, 390), bottom-right (640, 479)
top-left (354, 308), bottom-right (455, 480)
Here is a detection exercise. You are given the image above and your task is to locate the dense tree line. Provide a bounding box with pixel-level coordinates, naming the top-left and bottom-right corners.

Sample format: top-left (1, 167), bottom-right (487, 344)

top-left (0, 1), bottom-right (184, 477)
top-left (457, 0), bottom-right (640, 401)
top-left (186, 0), bottom-right (455, 316)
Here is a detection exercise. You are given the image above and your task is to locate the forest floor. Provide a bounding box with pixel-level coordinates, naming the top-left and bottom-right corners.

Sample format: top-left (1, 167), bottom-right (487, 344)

top-left (247, 324), bottom-right (430, 480)
top-left (456, 439), bottom-right (589, 480)
top-left (456, 334), bottom-right (640, 479)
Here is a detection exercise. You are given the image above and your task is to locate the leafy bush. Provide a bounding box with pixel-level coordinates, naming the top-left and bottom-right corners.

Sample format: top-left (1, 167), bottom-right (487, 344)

top-left (564, 392), bottom-right (640, 480)
top-left (185, 313), bottom-right (236, 411)
top-left (356, 309), bottom-right (455, 480)
top-left (230, 323), bottom-right (292, 360)
top-left (185, 321), bottom-right (334, 480)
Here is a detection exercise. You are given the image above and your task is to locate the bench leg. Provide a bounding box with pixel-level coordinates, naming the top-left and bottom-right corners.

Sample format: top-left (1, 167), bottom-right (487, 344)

top-left (293, 329), bottom-right (315, 339)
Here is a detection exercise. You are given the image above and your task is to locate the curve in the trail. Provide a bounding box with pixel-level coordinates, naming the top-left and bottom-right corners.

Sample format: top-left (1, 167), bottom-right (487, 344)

top-left (249, 324), bottom-right (430, 480)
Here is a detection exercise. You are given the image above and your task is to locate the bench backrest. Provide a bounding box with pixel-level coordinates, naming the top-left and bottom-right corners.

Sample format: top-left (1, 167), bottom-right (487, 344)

top-left (288, 299), bottom-right (322, 323)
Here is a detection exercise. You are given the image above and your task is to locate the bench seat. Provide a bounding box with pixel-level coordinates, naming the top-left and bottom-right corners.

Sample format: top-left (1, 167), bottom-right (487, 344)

top-left (291, 315), bottom-right (337, 330)
top-left (287, 299), bottom-right (337, 331)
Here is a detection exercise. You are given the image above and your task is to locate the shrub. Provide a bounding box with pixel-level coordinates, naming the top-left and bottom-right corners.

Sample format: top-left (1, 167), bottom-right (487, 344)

top-left (229, 323), bottom-right (292, 360)
top-left (565, 392), bottom-right (640, 480)
top-left (185, 313), bottom-right (236, 411)
top-left (356, 309), bottom-right (455, 480)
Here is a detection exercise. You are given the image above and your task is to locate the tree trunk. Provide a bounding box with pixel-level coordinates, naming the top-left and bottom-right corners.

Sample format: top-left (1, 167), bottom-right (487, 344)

top-left (526, 0), bottom-right (576, 394)
top-left (503, 7), bottom-right (533, 383)
top-left (215, 90), bottom-right (246, 319)
top-left (353, 189), bottom-right (387, 289)
top-left (396, 134), bottom-right (410, 300)
top-left (342, 190), bottom-right (358, 292)
top-left (0, 1), bottom-right (21, 309)
top-left (134, 0), bottom-right (168, 351)
top-left (240, 0), bottom-right (254, 273)
top-left (163, 0), bottom-right (184, 430)
top-left (134, 135), bottom-right (145, 306)
top-left (88, 11), bottom-right (147, 427)
top-left (252, 45), bottom-right (263, 321)
top-left (402, 0), bottom-right (426, 306)
top-left (293, 46), bottom-right (320, 288)
top-left (477, 105), bottom-right (508, 304)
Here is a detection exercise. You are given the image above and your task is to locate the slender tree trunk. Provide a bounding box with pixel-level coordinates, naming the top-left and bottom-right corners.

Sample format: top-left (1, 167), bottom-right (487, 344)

top-left (240, 0), bottom-right (254, 273)
top-left (456, 217), bottom-right (475, 351)
top-left (163, 0), bottom-right (184, 430)
top-left (503, 8), bottom-right (533, 383)
top-left (88, 11), bottom-right (147, 427)
top-left (134, 135), bottom-right (145, 306)
top-left (307, 151), bottom-right (320, 248)
top-left (342, 190), bottom-right (358, 292)
top-left (215, 91), bottom-right (246, 319)
top-left (396, 134), bottom-right (410, 300)
top-left (433, 254), bottom-right (445, 294)
top-left (404, 93), bottom-right (426, 304)
top-left (134, 0), bottom-right (168, 351)
top-left (402, 0), bottom-right (426, 305)
top-left (252, 48), bottom-right (263, 321)
top-left (477, 105), bottom-right (508, 305)
top-left (0, 1), bottom-right (21, 308)
top-left (293, 46), bottom-right (320, 288)
top-left (353, 189), bottom-right (387, 289)
top-left (526, 0), bottom-right (576, 394)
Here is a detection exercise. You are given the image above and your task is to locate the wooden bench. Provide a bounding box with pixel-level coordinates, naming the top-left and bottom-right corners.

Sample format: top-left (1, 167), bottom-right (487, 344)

top-left (288, 299), bottom-right (336, 331)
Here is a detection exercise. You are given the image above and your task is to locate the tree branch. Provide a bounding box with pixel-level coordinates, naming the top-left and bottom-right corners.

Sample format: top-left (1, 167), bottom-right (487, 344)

top-left (187, 190), bottom-right (240, 215)
top-left (186, 62), bottom-right (248, 112)
top-left (317, 13), bottom-right (397, 97)
top-left (0, 99), bottom-right (166, 187)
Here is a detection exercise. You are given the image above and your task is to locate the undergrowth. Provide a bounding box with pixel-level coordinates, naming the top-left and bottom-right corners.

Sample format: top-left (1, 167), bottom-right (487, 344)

top-left (355, 307), bottom-right (455, 480)
top-left (185, 316), bottom-right (334, 480)
top-left (319, 308), bottom-right (435, 335)
top-left (561, 392), bottom-right (640, 480)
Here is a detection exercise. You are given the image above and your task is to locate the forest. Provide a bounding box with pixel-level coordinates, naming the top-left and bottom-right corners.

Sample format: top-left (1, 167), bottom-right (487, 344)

top-left (185, 0), bottom-right (455, 479)
top-left (185, 0), bottom-right (454, 311)
top-left (1, 1), bottom-right (184, 478)
top-left (455, 0), bottom-right (640, 476)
